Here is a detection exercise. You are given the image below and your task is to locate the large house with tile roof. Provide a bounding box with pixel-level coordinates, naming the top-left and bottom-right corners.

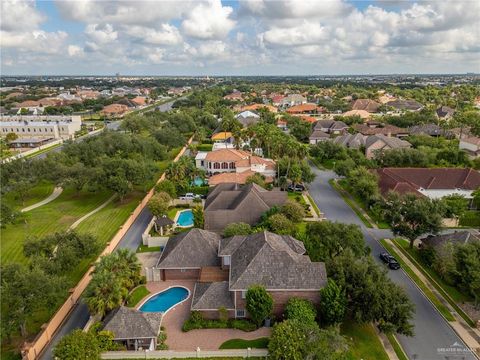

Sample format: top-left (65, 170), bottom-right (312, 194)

top-left (375, 168), bottom-right (480, 199)
top-left (156, 229), bottom-right (327, 319)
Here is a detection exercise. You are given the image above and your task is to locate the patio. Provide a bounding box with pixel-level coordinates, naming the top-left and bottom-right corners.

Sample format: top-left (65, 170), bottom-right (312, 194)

top-left (143, 281), bottom-right (271, 351)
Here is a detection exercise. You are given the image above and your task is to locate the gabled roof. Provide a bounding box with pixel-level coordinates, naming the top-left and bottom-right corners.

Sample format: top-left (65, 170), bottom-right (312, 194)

top-left (314, 120), bottom-right (348, 131)
top-left (342, 109), bottom-right (371, 119)
top-left (208, 170), bottom-right (273, 186)
top-left (220, 231), bottom-right (327, 290)
top-left (191, 281), bottom-right (234, 310)
top-left (157, 228), bottom-right (221, 269)
top-left (309, 129), bottom-right (330, 140)
top-left (376, 168), bottom-right (480, 196)
top-left (421, 231), bottom-right (479, 248)
top-left (286, 103), bottom-right (322, 114)
top-left (235, 110), bottom-right (260, 119)
top-left (333, 133), bottom-right (366, 148)
top-left (103, 306), bottom-right (162, 340)
top-left (387, 99), bottom-right (424, 111)
top-left (436, 106), bottom-right (455, 118)
top-left (351, 99), bottom-right (381, 113)
top-left (365, 135), bottom-right (411, 149)
top-left (353, 123), bottom-right (409, 136)
top-left (409, 123), bottom-right (452, 137)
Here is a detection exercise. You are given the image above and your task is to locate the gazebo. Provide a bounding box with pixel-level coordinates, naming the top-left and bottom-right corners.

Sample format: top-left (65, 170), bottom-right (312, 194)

top-left (154, 215), bottom-right (174, 236)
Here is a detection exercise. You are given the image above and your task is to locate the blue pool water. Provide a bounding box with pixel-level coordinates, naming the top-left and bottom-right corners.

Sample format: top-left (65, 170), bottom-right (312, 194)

top-left (139, 287), bottom-right (189, 313)
top-left (192, 177), bottom-right (205, 186)
top-left (176, 209), bottom-right (194, 227)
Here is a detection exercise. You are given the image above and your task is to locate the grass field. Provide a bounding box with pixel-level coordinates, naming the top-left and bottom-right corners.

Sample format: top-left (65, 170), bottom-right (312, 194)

top-left (126, 286), bottom-right (151, 307)
top-left (380, 239), bottom-right (456, 322)
top-left (219, 337), bottom-right (269, 349)
top-left (1, 187), bottom-right (113, 265)
top-left (3, 180), bottom-right (55, 210)
top-left (341, 322), bottom-right (389, 360)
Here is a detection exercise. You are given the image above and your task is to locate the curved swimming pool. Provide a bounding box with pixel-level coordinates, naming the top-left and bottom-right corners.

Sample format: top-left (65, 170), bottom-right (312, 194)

top-left (139, 287), bottom-right (189, 313)
top-left (176, 209), bottom-right (194, 227)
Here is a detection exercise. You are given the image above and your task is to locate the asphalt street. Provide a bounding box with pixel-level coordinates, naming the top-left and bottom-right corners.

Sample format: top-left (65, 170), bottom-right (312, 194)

top-left (308, 166), bottom-right (476, 360)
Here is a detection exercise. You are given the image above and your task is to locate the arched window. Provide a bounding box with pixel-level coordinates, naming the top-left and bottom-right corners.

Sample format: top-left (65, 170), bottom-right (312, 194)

top-left (214, 162), bottom-right (220, 169)
top-left (229, 162), bottom-right (236, 169)
top-left (222, 162), bottom-right (228, 169)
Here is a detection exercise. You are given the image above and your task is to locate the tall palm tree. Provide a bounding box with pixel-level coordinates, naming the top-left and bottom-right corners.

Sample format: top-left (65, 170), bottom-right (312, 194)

top-left (84, 272), bottom-right (126, 317)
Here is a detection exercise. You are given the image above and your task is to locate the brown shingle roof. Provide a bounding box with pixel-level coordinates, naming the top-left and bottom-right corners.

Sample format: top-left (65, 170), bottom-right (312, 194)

top-left (191, 281), bottom-right (234, 310)
top-left (103, 306), bottom-right (162, 340)
top-left (351, 99), bottom-right (381, 113)
top-left (353, 123), bottom-right (409, 136)
top-left (421, 231), bottom-right (479, 249)
top-left (376, 168), bottom-right (480, 196)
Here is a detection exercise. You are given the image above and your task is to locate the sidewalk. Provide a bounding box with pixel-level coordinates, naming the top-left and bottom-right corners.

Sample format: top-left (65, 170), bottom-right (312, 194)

top-left (302, 191), bottom-right (324, 221)
top-left (384, 239), bottom-right (480, 354)
top-left (21, 186), bottom-right (64, 212)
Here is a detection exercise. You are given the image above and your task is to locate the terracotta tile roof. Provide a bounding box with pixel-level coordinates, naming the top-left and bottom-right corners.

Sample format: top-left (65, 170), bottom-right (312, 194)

top-left (286, 103), bottom-right (323, 114)
top-left (131, 96), bottom-right (147, 106)
top-left (375, 167), bottom-right (480, 196)
top-left (342, 109), bottom-right (372, 119)
top-left (204, 149), bottom-right (250, 162)
top-left (351, 99), bottom-right (380, 113)
top-left (208, 170), bottom-right (273, 185)
top-left (300, 115), bottom-right (318, 123)
top-left (241, 104), bottom-right (278, 113)
top-left (102, 103), bottom-right (129, 114)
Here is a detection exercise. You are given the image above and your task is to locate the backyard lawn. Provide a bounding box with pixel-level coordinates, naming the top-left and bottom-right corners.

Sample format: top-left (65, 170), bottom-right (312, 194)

top-left (219, 337), bottom-right (269, 349)
top-left (126, 286), bottom-right (151, 307)
top-left (341, 322), bottom-right (389, 360)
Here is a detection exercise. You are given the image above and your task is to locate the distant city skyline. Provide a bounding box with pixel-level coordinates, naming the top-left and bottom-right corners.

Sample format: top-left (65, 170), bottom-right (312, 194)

top-left (1, 0), bottom-right (479, 76)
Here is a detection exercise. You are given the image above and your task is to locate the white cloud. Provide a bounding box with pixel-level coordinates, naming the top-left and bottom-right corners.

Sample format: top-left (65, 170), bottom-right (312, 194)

top-left (123, 24), bottom-right (182, 45)
top-left (85, 24), bottom-right (118, 45)
top-left (0, 0), bottom-right (45, 31)
top-left (261, 21), bottom-right (328, 47)
top-left (67, 45), bottom-right (84, 57)
top-left (181, 0), bottom-right (236, 40)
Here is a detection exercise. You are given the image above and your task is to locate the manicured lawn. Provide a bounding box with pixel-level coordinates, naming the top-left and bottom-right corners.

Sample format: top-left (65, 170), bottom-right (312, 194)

top-left (3, 179), bottom-right (55, 210)
top-left (341, 322), bottom-right (389, 360)
top-left (380, 239), bottom-right (456, 322)
top-left (126, 286), bottom-right (151, 307)
top-left (306, 193), bottom-right (321, 216)
top-left (219, 337), bottom-right (269, 349)
top-left (137, 244), bottom-right (162, 253)
top-left (24, 143), bottom-right (62, 159)
top-left (1, 187), bottom-right (113, 265)
top-left (459, 210), bottom-right (480, 227)
top-left (287, 191), bottom-right (312, 217)
top-left (392, 238), bottom-right (475, 327)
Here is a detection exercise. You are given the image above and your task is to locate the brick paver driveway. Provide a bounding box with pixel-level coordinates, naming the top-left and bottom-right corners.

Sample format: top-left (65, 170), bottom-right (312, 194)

top-left (144, 281), bottom-right (271, 350)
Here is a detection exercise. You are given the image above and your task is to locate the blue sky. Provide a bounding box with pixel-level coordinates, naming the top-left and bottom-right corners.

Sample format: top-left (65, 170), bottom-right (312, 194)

top-left (1, 0), bottom-right (479, 75)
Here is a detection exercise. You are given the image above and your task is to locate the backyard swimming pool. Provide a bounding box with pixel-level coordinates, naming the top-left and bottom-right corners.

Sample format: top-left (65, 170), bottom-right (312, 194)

top-left (139, 287), bottom-right (189, 313)
top-left (176, 209), bottom-right (194, 227)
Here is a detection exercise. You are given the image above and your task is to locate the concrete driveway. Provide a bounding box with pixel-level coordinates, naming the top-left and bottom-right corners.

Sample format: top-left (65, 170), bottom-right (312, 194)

top-left (308, 166), bottom-right (476, 360)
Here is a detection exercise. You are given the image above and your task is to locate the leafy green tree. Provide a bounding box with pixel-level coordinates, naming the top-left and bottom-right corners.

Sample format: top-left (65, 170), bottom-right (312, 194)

top-left (319, 279), bottom-right (346, 326)
top-left (5, 132), bottom-right (18, 142)
top-left (441, 194), bottom-right (468, 219)
top-left (53, 329), bottom-right (100, 360)
top-left (148, 192), bottom-right (172, 218)
top-left (304, 221), bottom-right (368, 262)
top-left (284, 298), bottom-right (317, 324)
top-left (245, 173), bottom-right (267, 188)
top-left (223, 222), bottom-right (252, 237)
top-left (192, 205), bottom-right (204, 229)
top-left (346, 166), bottom-right (379, 204)
top-left (382, 192), bottom-right (444, 248)
top-left (0, 203), bottom-right (20, 227)
top-left (155, 179), bottom-right (177, 198)
top-left (334, 158), bottom-right (356, 177)
top-left (267, 213), bottom-right (295, 235)
top-left (452, 241), bottom-right (480, 307)
top-left (154, 124), bottom-right (186, 149)
top-left (105, 174), bottom-right (131, 202)
top-left (281, 200), bottom-right (305, 223)
top-left (246, 285), bottom-right (273, 327)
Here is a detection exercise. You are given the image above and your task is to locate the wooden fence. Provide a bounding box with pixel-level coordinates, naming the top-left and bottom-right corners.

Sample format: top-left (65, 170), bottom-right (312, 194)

top-left (22, 137), bottom-right (193, 360)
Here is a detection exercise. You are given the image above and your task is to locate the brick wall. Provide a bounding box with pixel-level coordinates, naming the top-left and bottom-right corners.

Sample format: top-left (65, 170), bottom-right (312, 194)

top-left (162, 269), bottom-right (200, 281)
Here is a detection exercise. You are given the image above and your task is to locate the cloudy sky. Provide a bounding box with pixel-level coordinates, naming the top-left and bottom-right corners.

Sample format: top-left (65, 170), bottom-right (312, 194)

top-left (1, 0), bottom-right (479, 75)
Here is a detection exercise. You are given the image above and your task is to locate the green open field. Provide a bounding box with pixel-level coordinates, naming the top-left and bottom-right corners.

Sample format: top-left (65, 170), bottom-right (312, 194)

top-left (3, 180), bottom-right (55, 210)
top-left (1, 187), bottom-right (113, 265)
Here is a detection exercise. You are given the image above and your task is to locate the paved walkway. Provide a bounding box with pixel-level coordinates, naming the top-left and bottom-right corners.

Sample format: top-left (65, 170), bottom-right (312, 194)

top-left (384, 239), bottom-right (480, 354)
top-left (20, 186), bottom-right (63, 212)
top-left (69, 194), bottom-right (116, 229)
top-left (144, 281), bottom-right (271, 351)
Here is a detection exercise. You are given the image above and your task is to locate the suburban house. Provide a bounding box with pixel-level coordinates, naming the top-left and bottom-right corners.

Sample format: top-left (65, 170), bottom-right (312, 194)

top-left (101, 103), bottom-right (129, 117)
top-left (309, 129), bottom-right (330, 144)
top-left (351, 99), bottom-right (381, 113)
top-left (419, 231), bottom-right (479, 250)
top-left (375, 167), bottom-right (480, 199)
top-left (409, 124), bottom-right (453, 138)
top-left (436, 106), bottom-right (455, 120)
top-left (280, 94), bottom-right (307, 107)
top-left (223, 91), bottom-right (243, 101)
top-left (235, 110), bottom-right (260, 127)
top-left (459, 137), bottom-right (480, 159)
top-left (342, 109), bottom-right (372, 120)
top-left (198, 149), bottom-right (276, 179)
top-left (286, 103), bottom-right (324, 115)
top-left (277, 119), bottom-right (288, 132)
top-left (386, 99), bottom-right (424, 112)
top-left (333, 133), bottom-right (367, 149)
top-left (241, 104), bottom-right (278, 113)
top-left (353, 123), bottom-right (409, 138)
top-left (204, 183), bottom-right (287, 231)
top-left (313, 120), bottom-right (349, 135)
top-left (211, 131), bottom-right (235, 149)
top-left (156, 229), bottom-right (327, 319)
top-left (102, 306), bottom-right (163, 351)
top-left (364, 135), bottom-right (411, 159)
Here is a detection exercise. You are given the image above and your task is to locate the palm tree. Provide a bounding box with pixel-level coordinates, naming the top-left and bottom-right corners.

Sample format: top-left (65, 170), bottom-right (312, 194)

top-left (84, 272), bottom-right (126, 317)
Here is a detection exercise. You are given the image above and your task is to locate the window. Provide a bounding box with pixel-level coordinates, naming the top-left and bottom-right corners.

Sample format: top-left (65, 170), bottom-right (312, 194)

top-left (201, 160), bottom-right (204, 166)
top-left (236, 309), bottom-right (246, 318)
top-left (214, 162), bottom-right (220, 169)
top-left (241, 291), bottom-right (247, 299)
top-left (27, 128), bottom-right (30, 132)
top-left (229, 162), bottom-right (235, 169)
top-left (223, 256), bottom-right (230, 266)
top-left (221, 162), bottom-right (228, 169)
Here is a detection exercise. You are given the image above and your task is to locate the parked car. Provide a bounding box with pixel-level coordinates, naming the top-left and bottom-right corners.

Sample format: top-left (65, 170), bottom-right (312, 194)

top-left (180, 193), bottom-right (201, 200)
top-left (288, 183), bottom-right (306, 192)
top-left (379, 252), bottom-right (400, 270)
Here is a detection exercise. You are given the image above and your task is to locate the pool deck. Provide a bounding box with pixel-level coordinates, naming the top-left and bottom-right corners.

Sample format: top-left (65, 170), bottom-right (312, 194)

top-left (144, 281), bottom-right (271, 350)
